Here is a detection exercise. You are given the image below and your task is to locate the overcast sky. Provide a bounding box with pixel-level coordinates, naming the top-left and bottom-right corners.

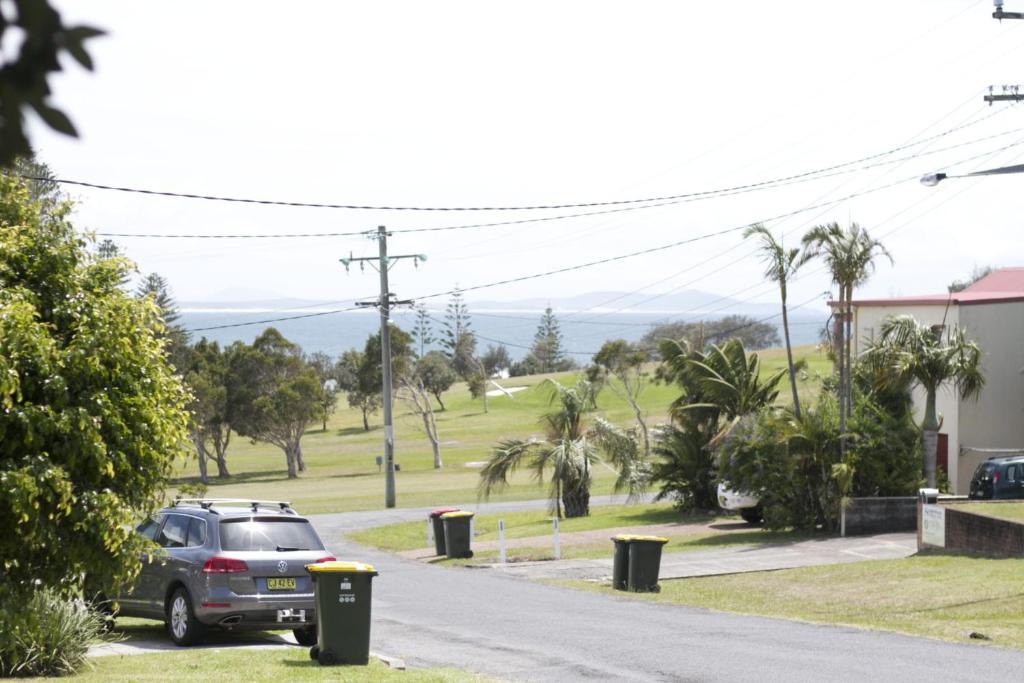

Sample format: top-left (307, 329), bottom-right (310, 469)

top-left (29, 0), bottom-right (1024, 314)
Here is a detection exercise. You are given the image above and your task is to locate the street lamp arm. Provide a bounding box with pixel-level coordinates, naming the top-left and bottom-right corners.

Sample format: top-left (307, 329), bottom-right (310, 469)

top-left (921, 163), bottom-right (1024, 186)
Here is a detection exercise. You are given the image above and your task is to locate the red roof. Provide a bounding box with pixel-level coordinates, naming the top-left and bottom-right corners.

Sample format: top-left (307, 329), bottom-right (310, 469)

top-left (851, 268), bottom-right (1024, 307)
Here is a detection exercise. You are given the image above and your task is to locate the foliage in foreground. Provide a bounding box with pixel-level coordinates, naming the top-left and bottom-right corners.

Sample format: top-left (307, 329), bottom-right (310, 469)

top-left (0, 171), bottom-right (190, 597)
top-left (0, 588), bottom-right (105, 678)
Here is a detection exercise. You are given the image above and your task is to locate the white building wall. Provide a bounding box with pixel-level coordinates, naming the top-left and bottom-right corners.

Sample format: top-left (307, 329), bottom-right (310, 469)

top-left (852, 304), bottom-right (962, 491)
top-left (957, 302), bottom-right (1024, 490)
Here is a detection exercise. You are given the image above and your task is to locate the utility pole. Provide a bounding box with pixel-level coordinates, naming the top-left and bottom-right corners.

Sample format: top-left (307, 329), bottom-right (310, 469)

top-left (341, 226), bottom-right (426, 508)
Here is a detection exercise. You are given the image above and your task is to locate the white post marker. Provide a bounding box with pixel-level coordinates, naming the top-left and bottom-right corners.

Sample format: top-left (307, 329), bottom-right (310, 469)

top-left (553, 517), bottom-right (561, 560)
top-left (427, 518), bottom-right (433, 547)
top-left (498, 519), bottom-right (507, 564)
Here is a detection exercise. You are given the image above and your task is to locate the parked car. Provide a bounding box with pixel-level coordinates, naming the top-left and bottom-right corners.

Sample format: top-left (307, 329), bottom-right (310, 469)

top-left (114, 499), bottom-right (334, 646)
top-left (717, 482), bottom-right (763, 524)
top-left (968, 456), bottom-right (1024, 500)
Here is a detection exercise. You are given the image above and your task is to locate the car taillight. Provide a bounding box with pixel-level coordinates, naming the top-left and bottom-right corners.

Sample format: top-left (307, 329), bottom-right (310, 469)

top-left (994, 471), bottom-right (1001, 484)
top-left (202, 557), bottom-right (249, 573)
top-left (314, 556), bottom-right (336, 563)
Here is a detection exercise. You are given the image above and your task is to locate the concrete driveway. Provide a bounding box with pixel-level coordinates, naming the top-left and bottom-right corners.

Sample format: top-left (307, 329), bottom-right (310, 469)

top-left (309, 500), bottom-right (1024, 682)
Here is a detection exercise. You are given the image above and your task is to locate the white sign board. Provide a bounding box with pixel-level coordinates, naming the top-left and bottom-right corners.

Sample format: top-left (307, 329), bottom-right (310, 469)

top-left (921, 504), bottom-right (946, 548)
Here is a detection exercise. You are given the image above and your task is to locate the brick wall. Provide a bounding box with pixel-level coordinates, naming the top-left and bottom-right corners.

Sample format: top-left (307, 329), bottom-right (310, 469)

top-left (918, 502), bottom-right (1024, 557)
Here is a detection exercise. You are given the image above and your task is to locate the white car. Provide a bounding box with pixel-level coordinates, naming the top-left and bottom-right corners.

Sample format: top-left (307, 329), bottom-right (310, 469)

top-left (717, 483), bottom-right (763, 524)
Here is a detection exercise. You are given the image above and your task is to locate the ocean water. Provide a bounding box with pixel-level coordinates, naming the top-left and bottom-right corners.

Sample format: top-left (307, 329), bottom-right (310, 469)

top-left (179, 308), bottom-right (827, 361)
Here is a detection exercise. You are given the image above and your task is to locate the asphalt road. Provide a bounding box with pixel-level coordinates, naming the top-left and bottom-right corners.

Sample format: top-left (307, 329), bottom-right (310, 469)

top-left (310, 499), bottom-right (1024, 682)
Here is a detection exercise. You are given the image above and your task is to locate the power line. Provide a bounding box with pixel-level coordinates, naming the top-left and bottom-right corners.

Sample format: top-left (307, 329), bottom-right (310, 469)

top-left (28, 107), bottom-right (1004, 219)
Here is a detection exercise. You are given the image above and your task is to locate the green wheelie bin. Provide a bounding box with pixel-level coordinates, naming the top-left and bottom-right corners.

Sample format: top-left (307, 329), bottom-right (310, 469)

top-left (429, 507), bottom-right (461, 556)
top-left (440, 510), bottom-right (475, 558)
top-left (611, 535), bottom-right (632, 591)
top-left (305, 561), bottom-right (378, 666)
top-left (626, 535), bottom-right (669, 592)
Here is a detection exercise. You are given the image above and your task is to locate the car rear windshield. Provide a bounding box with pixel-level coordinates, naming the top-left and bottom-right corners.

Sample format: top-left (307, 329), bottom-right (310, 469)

top-left (219, 517), bottom-right (323, 552)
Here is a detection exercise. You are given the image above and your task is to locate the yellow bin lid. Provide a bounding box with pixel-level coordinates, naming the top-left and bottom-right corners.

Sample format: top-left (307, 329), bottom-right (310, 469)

top-left (440, 510), bottom-right (475, 519)
top-left (306, 561), bottom-right (377, 573)
top-left (611, 534), bottom-right (669, 543)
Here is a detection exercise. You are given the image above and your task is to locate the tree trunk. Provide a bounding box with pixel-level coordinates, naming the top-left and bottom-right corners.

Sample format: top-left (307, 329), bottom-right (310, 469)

top-left (322, 416), bottom-right (328, 431)
top-left (482, 388), bottom-right (489, 414)
top-left (433, 391), bottom-right (445, 411)
top-left (362, 408), bottom-right (370, 432)
top-left (781, 287), bottom-right (801, 419)
top-left (845, 285), bottom-right (854, 419)
top-left (285, 444), bottom-right (298, 479)
top-left (420, 410), bottom-right (442, 469)
top-left (834, 295), bottom-right (847, 442)
top-left (922, 389), bottom-right (940, 488)
top-left (295, 440), bottom-right (306, 472)
top-left (212, 429), bottom-right (230, 478)
top-left (562, 486), bottom-right (590, 518)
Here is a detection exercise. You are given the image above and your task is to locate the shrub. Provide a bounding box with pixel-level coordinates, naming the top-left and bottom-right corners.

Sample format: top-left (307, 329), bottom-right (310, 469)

top-left (650, 426), bottom-right (717, 511)
top-left (0, 588), bottom-right (105, 678)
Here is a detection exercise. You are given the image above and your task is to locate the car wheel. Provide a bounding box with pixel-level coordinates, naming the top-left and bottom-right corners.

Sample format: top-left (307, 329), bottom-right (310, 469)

top-left (293, 626), bottom-right (317, 647)
top-left (166, 587), bottom-right (206, 646)
top-left (740, 507), bottom-right (763, 525)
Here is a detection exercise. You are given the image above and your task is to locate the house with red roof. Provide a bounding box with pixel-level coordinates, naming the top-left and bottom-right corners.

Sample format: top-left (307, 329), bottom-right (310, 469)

top-left (851, 267), bottom-right (1024, 494)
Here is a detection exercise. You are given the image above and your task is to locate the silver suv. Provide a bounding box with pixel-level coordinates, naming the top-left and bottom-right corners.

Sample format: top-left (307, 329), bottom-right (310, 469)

top-left (115, 499), bottom-right (334, 646)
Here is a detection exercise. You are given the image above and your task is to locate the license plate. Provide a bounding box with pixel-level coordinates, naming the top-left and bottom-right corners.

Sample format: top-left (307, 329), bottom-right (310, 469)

top-left (267, 577), bottom-right (296, 591)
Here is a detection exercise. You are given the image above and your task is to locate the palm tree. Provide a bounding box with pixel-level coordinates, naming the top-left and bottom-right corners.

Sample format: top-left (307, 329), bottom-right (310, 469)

top-left (479, 379), bottom-right (642, 518)
top-left (743, 223), bottom-right (810, 418)
top-left (802, 222), bottom-right (892, 440)
top-left (865, 315), bottom-right (984, 488)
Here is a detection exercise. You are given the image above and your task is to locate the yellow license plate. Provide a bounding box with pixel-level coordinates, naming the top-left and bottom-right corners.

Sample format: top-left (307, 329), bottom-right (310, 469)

top-left (267, 578), bottom-right (296, 591)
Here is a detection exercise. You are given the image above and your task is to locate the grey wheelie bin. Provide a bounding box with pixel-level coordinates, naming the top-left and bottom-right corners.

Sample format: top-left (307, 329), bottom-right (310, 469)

top-left (440, 510), bottom-right (475, 558)
top-left (429, 507), bottom-right (461, 556)
top-left (626, 535), bottom-right (669, 592)
top-left (305, 561), bottom-right (378, 666)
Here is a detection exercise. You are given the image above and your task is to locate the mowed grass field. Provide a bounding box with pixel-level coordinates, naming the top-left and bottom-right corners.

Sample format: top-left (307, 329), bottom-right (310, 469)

top-left (169, 345), bottom-right (830, 515)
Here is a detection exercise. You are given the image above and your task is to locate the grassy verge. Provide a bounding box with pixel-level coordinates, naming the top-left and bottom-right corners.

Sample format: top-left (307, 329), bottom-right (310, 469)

top-left (52, 648), bottom-right (485, 682)
top-left (947, 502), bottom-right (1024, 523)
top-left (559, 554), bottom-right (1024, 649)
top-left (349, 503), bottom-right (807, 564)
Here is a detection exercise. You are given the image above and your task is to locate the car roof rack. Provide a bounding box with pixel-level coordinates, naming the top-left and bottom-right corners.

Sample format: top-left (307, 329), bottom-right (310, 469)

top-left (171, 498), bottom-right (296, 514)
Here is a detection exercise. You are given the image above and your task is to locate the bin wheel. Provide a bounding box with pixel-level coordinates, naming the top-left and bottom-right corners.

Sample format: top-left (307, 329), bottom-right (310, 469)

top-left (309, 645), bottom-right (319, 661)
top-left (293, 626), bottom-right (317, 647)
top-left (318, 648), bottom-right (339, 666)
top-left (465, 550), bottom-right (474, 558)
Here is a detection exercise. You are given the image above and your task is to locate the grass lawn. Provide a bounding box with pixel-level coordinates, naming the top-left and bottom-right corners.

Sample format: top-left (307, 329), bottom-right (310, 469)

top-left (167, 345), bottom-right (828, 516)
top-left (560, 554), bottom-right (1024, 649)
top-left (349, 502), bottom-right (808, 564)
top-left (947, 502), bottom-right (1024, 523)
top-left (53, 648), bottom-right (485, 682)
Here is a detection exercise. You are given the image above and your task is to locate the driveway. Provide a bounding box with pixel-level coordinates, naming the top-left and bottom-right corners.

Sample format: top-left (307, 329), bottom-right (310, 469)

top-left (310, 500), bottom-right (1024, 682)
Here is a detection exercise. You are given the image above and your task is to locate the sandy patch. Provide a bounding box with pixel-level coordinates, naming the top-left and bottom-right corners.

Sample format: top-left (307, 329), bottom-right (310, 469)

top-left (485, 386), bottom-right (529, 397)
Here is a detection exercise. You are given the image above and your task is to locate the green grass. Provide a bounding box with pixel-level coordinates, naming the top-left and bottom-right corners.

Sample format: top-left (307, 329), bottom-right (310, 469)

top-left (51, 648), bottom-right (485, 682)
top-left (560, 554), bottom-right (1024, 649)
top-left (350, 502), bottom-right (808, 564)
top-left (168, 346), bottom-right (828, 516)
top-left (947, 502), bottom-right (1024, 523)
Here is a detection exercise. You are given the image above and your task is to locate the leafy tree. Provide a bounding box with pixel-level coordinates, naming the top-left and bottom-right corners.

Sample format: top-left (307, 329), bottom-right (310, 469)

top-left (335, 349), bottom-right (379, 431)
top-left (650, 426), bottom-right (717, 511)
top-left (0, 171), bottom-right (190, 598)
top-left (359, 325), bottom-right (415, 396)
top-left (948, 265), bottom-right (995, 293)
top-left (481, 344), bottom-right (512, 376)
top-left (306, 351), bottom-right (338, 430)
top-left (864, 316), bottom-right (984, 488)
top-left (183, 339), bottom-right (233, 482)
top-left (744, 223), bottom-right (810, 418)
top-left (415, 350), bottom-right (456, 410)
top-left (96, 238), bottom-right (121, 260)
top-left (0, 3), bottom-right (103, 166)
top-left (412, 304), bottom-right (436, 356)
top-left (588, 339), bottom-right (651, 457)
top-left (228, 329), bottom-right (322, 478)
top-left (802, 222), bottom-right (891, 445)
top-left (639, 316), bottom-right (780, 357)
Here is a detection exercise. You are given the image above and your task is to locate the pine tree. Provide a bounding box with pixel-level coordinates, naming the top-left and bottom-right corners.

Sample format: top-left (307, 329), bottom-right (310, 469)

top-left (413, 303), bottom-right (436, 356)
top-left (442, 287), bottom-right (476, 377)
top-left (530, 306), bottom-right (566, 373)
top-left (135, 272), bottom-right (189, 368)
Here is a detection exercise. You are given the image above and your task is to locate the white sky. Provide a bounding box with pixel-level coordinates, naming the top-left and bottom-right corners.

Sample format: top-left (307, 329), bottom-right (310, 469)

top-left (29, 0), bottom-right (1024, 314)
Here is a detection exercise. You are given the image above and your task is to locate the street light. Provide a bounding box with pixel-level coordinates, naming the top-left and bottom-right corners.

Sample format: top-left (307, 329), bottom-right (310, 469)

top-left (920, 163), bottom-right (1024, 186)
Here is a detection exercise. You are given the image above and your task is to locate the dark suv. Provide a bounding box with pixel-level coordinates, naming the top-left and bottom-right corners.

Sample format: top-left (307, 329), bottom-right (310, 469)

top-left (115, 499), bottom-right (334, 645)
top-left (968, 456), bottom-right (1024, 500)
